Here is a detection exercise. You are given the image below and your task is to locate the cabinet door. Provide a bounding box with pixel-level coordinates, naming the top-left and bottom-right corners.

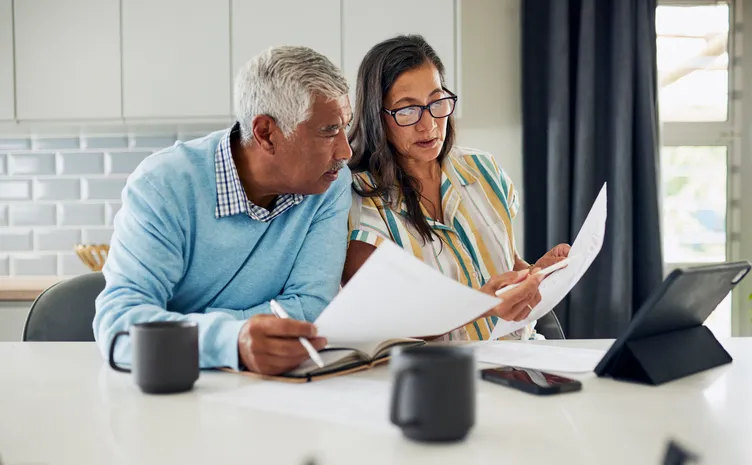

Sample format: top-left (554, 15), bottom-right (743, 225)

top-left (0, 0), bottom-right (14, 120)
top-left (14, 0), bottom-right (122, 120)
top-left (231, 0), bottom-right (341, 81)
top-left (342, 0), bottom-right (457, 93)
top-left (122, 0), bottom-right (231, 118)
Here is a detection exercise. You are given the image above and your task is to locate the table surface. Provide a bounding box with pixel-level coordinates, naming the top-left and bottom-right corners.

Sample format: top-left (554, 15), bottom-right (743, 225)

top-left (1, 339), bottom-right (750, 465)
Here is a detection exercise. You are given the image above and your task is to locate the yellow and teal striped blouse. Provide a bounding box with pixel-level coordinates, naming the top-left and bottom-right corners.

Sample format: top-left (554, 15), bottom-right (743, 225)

top-left (348, 146), bottom-right (532, 341)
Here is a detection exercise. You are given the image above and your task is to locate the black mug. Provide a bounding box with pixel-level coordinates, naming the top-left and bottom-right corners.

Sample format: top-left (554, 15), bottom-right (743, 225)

top-left (389, 345), bottom-right (476, 442)
top-left (108, 321), bottom-right (199, 394)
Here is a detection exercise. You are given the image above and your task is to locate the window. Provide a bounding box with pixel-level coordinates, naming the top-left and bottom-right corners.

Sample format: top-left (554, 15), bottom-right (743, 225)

top-left (656, 0), bottom-right (740, 337)
top-left (657, 3), bottom-right (729, 121)
top-left (660, 146), bottom-right (727, 264)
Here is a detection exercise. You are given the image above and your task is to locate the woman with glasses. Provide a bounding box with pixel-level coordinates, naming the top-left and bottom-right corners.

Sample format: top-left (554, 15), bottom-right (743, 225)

top-left (343, 35), bottom-right (570, 341)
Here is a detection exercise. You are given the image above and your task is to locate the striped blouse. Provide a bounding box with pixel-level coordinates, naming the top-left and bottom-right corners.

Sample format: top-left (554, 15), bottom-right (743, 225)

top-left (347, 146), bottom-right (533, 341)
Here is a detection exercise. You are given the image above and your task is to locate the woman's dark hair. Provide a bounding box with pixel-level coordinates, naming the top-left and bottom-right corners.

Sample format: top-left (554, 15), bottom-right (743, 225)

top-left (348, 35), bottom-right (456, 244)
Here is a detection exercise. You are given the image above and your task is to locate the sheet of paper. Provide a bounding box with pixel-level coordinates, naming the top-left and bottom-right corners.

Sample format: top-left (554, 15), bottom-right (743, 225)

top-left (490, 183), bottom-right (608, 340)
top-left (201, 378), bottom-right (394, 432)
top-left (473, 341), bottom-right (607, 373)
top-left (314, 240), bottom-right (501, 346)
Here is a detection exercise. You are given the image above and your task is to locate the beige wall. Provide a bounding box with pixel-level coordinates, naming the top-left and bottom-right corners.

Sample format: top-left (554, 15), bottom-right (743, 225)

top-left (455, 0), bottom-right (525, 252)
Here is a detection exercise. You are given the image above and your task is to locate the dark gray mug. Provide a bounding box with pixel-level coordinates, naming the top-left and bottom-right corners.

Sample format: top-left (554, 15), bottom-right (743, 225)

top-left (108, 321), bottom-right (199, 394)
top-left (390, 345), bottom-right (476, 442)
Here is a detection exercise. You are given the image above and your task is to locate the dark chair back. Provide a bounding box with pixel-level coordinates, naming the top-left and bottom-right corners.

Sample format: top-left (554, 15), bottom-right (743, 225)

top-left (23, 272), bottom-right (105, 341)
top-left (536, 311), bottom-right (565, 339)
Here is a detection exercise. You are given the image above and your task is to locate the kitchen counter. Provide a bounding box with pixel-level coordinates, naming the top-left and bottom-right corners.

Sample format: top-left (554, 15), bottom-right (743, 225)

top-left (0, 277), bottom-right (65, 301)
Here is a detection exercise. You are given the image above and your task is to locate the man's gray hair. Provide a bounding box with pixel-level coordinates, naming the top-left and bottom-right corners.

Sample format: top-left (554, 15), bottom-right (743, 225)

top-left (234, 46), bottom-right (349, 142)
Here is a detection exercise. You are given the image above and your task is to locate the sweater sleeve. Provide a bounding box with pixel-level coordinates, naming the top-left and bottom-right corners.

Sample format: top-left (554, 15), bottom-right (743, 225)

top-left (93, 172), bottom-right (246, 370)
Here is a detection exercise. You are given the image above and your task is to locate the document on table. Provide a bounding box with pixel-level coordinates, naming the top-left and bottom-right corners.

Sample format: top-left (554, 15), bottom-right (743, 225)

top-left (201, 378), bottom-right (394, 432)
top-left (490, 183), bottom-right (608, 340)
top-left (314, 240), bottom-right (501, 346)
top-left (473, 341), bottom-right (607, 373)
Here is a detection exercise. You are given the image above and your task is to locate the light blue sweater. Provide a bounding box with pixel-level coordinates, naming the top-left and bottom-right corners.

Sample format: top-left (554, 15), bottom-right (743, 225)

top-left (94, 129), bottom-right (352, 369)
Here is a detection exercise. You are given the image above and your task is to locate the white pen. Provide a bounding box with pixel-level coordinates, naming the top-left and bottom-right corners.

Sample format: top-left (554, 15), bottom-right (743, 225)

top-left (269, 299), bottom-right (325, 368)
top-left (495, 255), bottom-right (577, 297)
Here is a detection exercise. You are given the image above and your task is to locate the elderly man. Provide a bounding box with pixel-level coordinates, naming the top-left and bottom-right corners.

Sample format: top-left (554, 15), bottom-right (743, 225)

top-left (95, 46), bottom-right (353, 375)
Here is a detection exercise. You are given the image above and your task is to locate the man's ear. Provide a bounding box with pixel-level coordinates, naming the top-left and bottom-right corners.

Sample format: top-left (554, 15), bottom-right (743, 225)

top-left (251, 115), bottom-right (279, 153)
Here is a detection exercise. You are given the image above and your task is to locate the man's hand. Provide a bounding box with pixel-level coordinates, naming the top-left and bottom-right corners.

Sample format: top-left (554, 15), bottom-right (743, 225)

top-left (534, 243), bottom-right (571, 270)
top-left (480, 270), bottom-right (544, 322)
top-left (237, 314), bottom-right (327, 375)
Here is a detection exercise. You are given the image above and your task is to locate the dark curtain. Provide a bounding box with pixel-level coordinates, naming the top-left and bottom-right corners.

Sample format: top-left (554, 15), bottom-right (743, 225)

top-left (521, 0), bottom-right (664, 338)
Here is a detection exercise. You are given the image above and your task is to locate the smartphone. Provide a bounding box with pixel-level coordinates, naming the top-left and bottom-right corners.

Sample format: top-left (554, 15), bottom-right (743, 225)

top-left (480, 366), bottom-right (582, 395)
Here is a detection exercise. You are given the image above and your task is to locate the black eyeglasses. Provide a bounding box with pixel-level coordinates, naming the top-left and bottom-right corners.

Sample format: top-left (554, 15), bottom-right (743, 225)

top-left (383, 91), bottom-right (458, 127)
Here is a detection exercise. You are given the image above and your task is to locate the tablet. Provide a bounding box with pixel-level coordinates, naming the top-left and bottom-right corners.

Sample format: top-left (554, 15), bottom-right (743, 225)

top-left (594, 261), bottom-right (751, 380)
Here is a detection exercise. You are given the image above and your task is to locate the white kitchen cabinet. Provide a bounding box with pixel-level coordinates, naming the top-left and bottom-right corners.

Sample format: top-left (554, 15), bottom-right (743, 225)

top-left (121, 0), bottom-right (231, 118)
top-left (14, 0), bottom-right (122, 120)
top-left (231, 0), bottom-right (341, 85)
top-left (342, 0), bottom-right (458, 94)
top-left (0, 0), bottom-right (14, 120)
top-left (0, 302), bottom-right (30, 342)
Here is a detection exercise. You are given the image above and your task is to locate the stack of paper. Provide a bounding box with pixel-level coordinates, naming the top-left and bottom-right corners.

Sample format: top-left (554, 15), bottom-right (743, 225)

top-left (473, 341), bottom-right (607, 373)
top-left (201, 378), bottom-right (394, 432)
top-left (314, 184), bottom-right (608, 344)
top-left (314, 240), bottom-right (501, 345)
top-left (490, 184), bottom-right (608, 339)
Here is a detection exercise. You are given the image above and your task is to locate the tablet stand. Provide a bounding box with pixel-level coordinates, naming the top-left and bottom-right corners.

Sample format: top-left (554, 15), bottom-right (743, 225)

top-left (604, 325), bottom-right (732, 385)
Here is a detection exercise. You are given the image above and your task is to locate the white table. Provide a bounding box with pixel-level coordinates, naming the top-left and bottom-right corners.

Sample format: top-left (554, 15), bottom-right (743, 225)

top-left (1, 339), bottom-right (750, 465)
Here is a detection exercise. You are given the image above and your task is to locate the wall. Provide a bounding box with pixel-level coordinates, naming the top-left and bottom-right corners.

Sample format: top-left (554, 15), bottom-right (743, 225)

top-left (0, 0), bottom-right (524, 276)
top-left (456, 0), bottom-right (525, 252)
top-left (0, 130), bottom-right (224, 276)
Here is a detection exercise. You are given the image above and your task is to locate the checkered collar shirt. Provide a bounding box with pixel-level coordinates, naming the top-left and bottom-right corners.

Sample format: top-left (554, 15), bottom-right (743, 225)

top-left (214, 123), bottom-right (305, 222)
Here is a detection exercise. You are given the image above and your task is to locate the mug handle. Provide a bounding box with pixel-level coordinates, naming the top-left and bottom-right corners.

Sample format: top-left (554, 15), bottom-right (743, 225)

top-left (108, 331), bottom-right (131, 373)
top-left (390, 368), bottom-right (420, 427)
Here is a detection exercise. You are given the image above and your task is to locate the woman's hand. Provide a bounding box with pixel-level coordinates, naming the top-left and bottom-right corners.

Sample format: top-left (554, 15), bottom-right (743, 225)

top-left (480, 270), bottom-right (544, 322)
top-left (534, 243), bottom-right (571, 270)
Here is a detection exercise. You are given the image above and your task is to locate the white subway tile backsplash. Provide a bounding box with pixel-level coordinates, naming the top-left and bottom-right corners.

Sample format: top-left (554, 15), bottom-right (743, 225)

top-left (83, 136), bottom-right (128, 149)
top-left (0, 180), bottom-right (31, 200)
top-left (12, 255), bottom-right (57, 276)
top-left (0, 139), bottom-right (31, 151)
top-left (0, 131), bottom-right (180, 276)
top-left (82, 178), bottom-right (126, 200)
top-left (106, 151), bottom-right (151, 174)
top-left (9, 153), bottom-right (56, 175)
top-left (9, 204), bottom-right (56, 226)
top-left (105, 202), bottom-right (122, 225)
top-left (58, 203), bottom-right (106, 226)
top-left (34, 179), bottom-right (81, 200)
top-left (82, 228), bottom-right (113, 245)
top-left (58, 152), bottom-right (105, 175)
top-left (32, 137), bottom-right (81, 150)
top-left (36, 229), bottom-right (82, 252)
top-left (131, 135), bottom-right (176, 149)
top-left (60, 253), bottom-right (90, 276)
top-left (0, 230), bottom-right (33, 251)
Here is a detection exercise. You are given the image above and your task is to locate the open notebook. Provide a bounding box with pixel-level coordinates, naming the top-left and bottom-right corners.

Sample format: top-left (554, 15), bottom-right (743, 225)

top-left (231, 338), bottom-right (425, 383)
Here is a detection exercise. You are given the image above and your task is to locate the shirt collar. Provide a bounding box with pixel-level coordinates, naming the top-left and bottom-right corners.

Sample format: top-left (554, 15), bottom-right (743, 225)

top-left (214, 123), bottom-right (305, 222)
top-left (446, 153), bottom-right (481, 186)
top-left (393, 152), bottom-right (480, 212)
